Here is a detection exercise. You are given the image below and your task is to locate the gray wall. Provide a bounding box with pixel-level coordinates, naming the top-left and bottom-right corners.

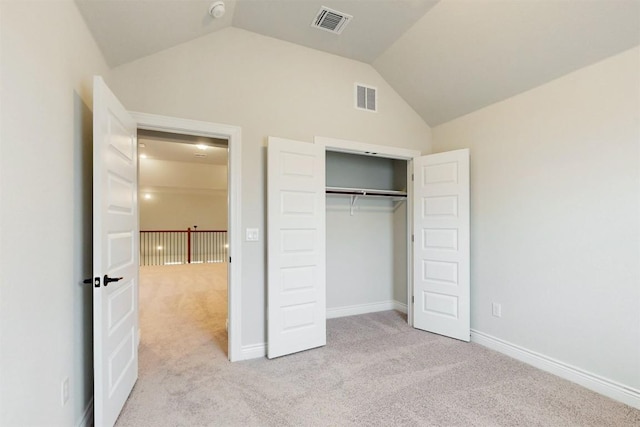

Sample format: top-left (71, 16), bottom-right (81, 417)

top-left (325, 152), bottom-right (408, 311)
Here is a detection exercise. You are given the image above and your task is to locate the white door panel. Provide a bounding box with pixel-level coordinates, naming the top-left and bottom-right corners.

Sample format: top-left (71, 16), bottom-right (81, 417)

top-left (267, 137), bottom-right (326, 359)
top-left (93, 76), bottom-right (139, 427)
top-left (413, 149), bottom-right (470, 341)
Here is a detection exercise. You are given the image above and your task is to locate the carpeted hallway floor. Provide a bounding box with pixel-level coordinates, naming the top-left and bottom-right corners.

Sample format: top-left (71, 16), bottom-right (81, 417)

top-left (115, 263), bottom-right (640, 426)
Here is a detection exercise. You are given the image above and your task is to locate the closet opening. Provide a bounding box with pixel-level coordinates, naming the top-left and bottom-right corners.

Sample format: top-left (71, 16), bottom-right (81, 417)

top-left (325, 150), bottom-right (411, 321)
top-left (267, 135), bottom-right (469, 359)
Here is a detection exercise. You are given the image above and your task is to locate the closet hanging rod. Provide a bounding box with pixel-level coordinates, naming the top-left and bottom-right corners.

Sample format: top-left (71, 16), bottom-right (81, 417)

top-left (325, 186), bottom-right (407, 198)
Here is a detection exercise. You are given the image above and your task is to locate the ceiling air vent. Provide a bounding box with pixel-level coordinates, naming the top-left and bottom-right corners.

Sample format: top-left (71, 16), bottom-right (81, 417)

top-left (194, 153), bottom-right (207, 158)
top-left (312, 6), bottom-right (352, 35)
top-left (355, 84), bottom-right (377, 112)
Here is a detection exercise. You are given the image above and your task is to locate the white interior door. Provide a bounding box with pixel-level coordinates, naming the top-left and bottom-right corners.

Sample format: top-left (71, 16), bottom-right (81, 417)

top-left (267, 137), bottom-right (326, 358)
top-left (93, 76), bottom-right (139, 427)
top-left (413, 149), bottom-right (470, 341)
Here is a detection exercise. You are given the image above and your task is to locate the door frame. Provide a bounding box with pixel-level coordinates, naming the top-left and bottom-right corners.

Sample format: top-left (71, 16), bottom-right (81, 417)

top-left (313, 136), bottom-right (420, 325)
top-left (131, 112), bottom-right (243, 361)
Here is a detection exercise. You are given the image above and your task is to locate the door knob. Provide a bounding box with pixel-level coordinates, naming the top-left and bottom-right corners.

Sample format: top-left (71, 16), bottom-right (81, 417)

top-left (103, 275), bottom-right (123, 286)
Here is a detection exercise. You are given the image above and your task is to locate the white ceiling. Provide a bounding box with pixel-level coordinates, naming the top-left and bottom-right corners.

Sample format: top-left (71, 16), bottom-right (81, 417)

top-left (138, 130), bottom-right (228, 165)
top-left (76, 0), bottom-right (640, 126)
top-left (374, 1), bottom-right (640, 125)
top-left (75, 0), bottom-right (438, 67)
top-left (232, 0), bottom-right (439, 63)
top-left (76, 0), bottom-right (237, 67)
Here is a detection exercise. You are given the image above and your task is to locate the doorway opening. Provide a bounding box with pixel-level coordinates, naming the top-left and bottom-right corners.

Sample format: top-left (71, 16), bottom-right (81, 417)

top-left (131, 112), bottom-right (242, 362)
top-left (137, 129), bottom-right (230, 357)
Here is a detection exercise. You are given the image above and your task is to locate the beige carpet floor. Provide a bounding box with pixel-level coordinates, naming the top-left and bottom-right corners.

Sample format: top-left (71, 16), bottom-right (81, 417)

top-left (115, 263), bottom-right (640, 426)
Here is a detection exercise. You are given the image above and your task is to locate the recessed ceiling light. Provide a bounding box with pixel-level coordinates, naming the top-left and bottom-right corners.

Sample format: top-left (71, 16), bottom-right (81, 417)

top-left (196, 144), bottom-right (208, 150)
top-left (140, 153), bottom-right (147, 159)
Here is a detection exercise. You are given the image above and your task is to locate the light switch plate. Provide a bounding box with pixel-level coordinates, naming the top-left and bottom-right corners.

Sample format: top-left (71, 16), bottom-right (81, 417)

top-left (492, 302), bottom-right (502, 318)
top-left (246, 228), bottom-right (259, 242)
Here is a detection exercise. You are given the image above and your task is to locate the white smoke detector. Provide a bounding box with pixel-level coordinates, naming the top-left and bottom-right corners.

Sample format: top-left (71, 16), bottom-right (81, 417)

top-left (209, 1), bottom-right (226, 19)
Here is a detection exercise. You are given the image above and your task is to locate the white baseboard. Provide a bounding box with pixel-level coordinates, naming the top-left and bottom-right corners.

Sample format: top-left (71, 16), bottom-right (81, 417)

top-left (471, 329), bottom-right (640, 409)
top-left (393, 301), bottom-right (408, 314)
top-left (327, 300), bottom-right (402, 319)
top-left (240, 343), bottom-right (266, 360)
top-left (77, 397), bottom-right (93, 427)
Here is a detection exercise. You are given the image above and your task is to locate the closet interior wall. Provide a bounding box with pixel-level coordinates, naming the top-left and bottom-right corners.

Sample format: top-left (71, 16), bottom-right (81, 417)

top-left (325, 151), bottom-right (408, 315)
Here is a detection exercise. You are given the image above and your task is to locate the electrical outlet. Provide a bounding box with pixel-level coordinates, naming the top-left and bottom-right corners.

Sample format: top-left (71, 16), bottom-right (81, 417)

top-left (61, 377), bottom-right (69, 406)
top-left (492, 302), bottom-right (502, 318)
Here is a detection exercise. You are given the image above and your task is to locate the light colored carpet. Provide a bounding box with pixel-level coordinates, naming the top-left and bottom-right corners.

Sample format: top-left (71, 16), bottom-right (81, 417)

top-left (115, 263), bottom-right (640, 426)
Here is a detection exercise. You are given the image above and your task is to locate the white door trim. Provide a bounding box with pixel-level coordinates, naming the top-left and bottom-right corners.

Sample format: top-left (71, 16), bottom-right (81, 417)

top-left (130, 112), bottom-right (243, 362)
top-left (314, 136), bottom-right (420, 160)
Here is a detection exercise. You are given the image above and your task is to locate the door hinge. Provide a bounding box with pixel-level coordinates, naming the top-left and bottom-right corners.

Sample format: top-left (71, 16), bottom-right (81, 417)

top-left (229, 256), bottom-right (231, 263)
top-left (412, 296), bottom-right (415, 304)
top-left (411, 234), bottom-right (414, 243)
top-left (411, 173), bottom-right (414, 181)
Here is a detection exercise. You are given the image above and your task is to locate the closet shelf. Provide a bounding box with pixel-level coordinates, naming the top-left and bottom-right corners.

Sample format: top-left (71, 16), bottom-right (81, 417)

top-left (325, 186), bottom-right (407, 199)
top-left (326, 186), bottom-right (407, 216)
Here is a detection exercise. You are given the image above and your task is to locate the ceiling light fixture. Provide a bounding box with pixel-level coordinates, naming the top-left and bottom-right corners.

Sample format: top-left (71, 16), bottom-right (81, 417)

top-left (209, 1), bottom-right (225, 19)
top-left (196, 144), bottom-right (208, 150)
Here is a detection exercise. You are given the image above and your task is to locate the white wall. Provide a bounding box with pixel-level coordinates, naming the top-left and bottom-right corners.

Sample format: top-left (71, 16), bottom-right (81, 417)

top-left (0, 1), bottom-right (109, 425)
top-left (109, 27), bottom-right (432, 349)
top-left (139, 158), bottom-right (228, 230)
top-left (140, 191), bottom-right (227, 230)
top-left (432, 47), bottom-right (640, 391)
top-left (140, 158), bottom-right (227, 190)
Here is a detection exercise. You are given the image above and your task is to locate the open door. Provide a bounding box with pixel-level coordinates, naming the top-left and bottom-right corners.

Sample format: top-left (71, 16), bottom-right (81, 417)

top-left (267, 137), bottom-right (326, 358)
top-left (92, 76), bottom-right (139, 427)
top-left (413, 149), bottom-right (470, 341)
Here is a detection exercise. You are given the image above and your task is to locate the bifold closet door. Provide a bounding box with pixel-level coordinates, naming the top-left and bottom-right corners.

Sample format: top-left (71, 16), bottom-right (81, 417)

top-left (267, 137), bottom-right (326, 358)
top-left (413, 149), bottom-right (470, 342)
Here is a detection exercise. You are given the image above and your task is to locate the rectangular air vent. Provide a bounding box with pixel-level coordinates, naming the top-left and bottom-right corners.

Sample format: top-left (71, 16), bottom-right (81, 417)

top-left (355, 84), bottom-right (377, 112)
top-left (312, 6), bottom-right (352, 34)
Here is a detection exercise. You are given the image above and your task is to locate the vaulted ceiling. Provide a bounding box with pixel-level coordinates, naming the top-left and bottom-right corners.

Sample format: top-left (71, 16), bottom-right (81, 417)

top-left (76, 0), bottom-right (640, 126)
